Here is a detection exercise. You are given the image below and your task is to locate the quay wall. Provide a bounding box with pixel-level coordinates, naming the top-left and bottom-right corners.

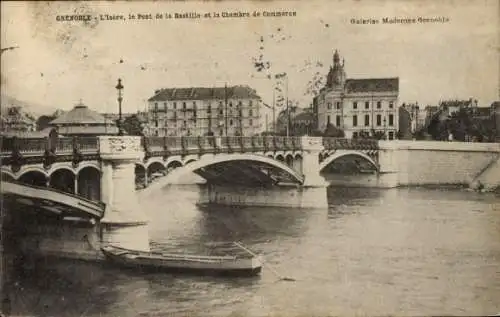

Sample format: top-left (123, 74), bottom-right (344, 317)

top-left (379, 141), bottom-right (500, 188)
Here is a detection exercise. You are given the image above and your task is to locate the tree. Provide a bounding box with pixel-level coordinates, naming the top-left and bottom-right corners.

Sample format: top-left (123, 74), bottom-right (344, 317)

top-left (120, 115), bottom-right (144, 136)
top-left (324, 123), bottom-right (345, 137)
top-left (36, 115), bottom-right (56, 131)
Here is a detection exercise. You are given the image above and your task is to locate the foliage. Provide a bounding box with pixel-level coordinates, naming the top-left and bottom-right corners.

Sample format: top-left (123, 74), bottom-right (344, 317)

top-left (36, 115), bottom-right (56, 131)
top-left (324, 123), bottom-right (345, 137)
top-left (119, 115), bottom-right (144, 136)
top-left (426, 106), bottom-right (496, 142)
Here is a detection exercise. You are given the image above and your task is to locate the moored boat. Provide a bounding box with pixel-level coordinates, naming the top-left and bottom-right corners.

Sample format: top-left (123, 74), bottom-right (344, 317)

top-left (101, 245), bottom-right (263, 277)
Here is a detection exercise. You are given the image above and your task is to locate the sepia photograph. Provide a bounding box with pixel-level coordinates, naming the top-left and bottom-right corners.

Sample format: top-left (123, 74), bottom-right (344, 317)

top-left (1, 0), bottom-right (499, 316)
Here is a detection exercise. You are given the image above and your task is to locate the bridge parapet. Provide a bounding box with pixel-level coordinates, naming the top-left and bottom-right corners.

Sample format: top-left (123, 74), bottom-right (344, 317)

top-left (322, 137), bottom-right (379, 151)
top-left (142, 136), bottom-right (303, 159)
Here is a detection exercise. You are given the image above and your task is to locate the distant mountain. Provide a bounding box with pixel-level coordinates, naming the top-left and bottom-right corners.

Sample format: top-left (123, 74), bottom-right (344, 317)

top-left (1, 94), bottom-right (59, 117)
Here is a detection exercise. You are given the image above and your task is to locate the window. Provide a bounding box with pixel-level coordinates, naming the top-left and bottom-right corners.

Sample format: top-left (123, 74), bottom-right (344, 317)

top-left (183, 120), bottom-right (187, 127)
top-left (327, 102), bottom-right (332, 110)
top-left (183, 102), bottom-right (186, 110)
top-left (389, 101), bottom-right (394, 109)
top-left (336, 102), bottom-right (341, 109)
top-left (388, 131), bottom-right (395, 140)
top-left (207, 103), bottom-right (211, 114)
top-left (164, 102), bottom-right (167, 109)
top-left (364, 114), bottom-right (370, 126)
top-left (229, 102), bottom-right (233, 108)
top-left (365, 101), bottom-right (369, 109)
top-left (173, 102), bottom-right (177, 109)
top-left (336, 115), bottom-right (341, 126)
top-left (249, 100), bottom-right (253, 107)
top-left (229, 119), bottom-right (233, 126)
top-left (353, 115), bottom-right (358, 127)
top-left (327, 115), bottom-right (331, 125)
top-left (155, 120), bottom-right (158, 127)
top-left (377, 101), bottom-right (381, 109)
top-left (389, 114), bottom-right (394, 126)
top-left (353, 132), bottom-right (358, 138)
top-left (249, 119), bottom-right (253, 126)
top-left (193, 101), bottom-right (196, 108)
top-left (249, 109), bottom-right (253, 116)
top-left (238, 101), bottom-right (242, 108)
top-left (353, 101), bottom-right (358, 109)
top-left (376, 114), bottom-right (382, 126)
top-left (219, 109), bottom-right (223, 115)
top-left (154, 103), bottom-right (158, 111)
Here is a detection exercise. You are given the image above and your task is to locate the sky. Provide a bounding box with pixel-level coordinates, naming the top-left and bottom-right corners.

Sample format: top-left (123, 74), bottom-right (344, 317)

top-left (1, 0), bottom-right (499, 119)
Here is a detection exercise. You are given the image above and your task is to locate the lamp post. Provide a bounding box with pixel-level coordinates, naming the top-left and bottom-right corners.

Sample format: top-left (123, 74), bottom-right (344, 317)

top-left (115, 78), bottom-right (124, 136)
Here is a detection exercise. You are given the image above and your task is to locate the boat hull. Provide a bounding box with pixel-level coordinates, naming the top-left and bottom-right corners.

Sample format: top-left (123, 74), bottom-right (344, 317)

top-left (101, 246), bottom-right (262, 277)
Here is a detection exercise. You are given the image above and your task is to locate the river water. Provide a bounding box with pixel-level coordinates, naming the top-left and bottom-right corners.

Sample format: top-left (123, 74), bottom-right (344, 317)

top-left (8, 186), bottom-right (500, 316)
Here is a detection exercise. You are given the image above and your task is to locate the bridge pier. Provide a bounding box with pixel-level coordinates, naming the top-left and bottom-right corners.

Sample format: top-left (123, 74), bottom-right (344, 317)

top-left (99, 136), bottom-right (150, 252)
top-left (298, 136), bottom-right (328, 208)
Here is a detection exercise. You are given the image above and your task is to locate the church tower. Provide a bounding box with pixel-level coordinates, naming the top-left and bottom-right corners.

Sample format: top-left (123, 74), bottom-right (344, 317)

top-left (326, 49), bottom-right (346, 89)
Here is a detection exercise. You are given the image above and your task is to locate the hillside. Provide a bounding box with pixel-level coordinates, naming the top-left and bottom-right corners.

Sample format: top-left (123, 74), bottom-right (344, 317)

top-left (1, 94), bottom-right (59, 117)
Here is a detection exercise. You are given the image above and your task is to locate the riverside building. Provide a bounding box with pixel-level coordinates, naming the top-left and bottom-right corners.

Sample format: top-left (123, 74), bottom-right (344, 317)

top-left (146, 86), bottom-right (262, 137)
top-left (314, 50), bottom-right (400, 139)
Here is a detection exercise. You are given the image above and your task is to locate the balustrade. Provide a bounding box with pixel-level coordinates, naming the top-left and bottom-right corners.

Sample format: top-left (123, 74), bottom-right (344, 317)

top-left (56, 137), bottom-right (74, 153)
top-left (18, 138), bottom-right (47, 154)
top-left (323, 137), bottom-right (378, 151)
top-left (146, 137), bottom-right (165, 152)
top-left (78, 137), bottom-right (99, 153)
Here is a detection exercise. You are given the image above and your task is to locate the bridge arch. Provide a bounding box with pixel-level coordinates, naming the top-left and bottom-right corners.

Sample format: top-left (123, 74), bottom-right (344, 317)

top-left (75, 162), bottom-right (101, 175)
top-left (165, 159), bottom-right (183, 171)
top-left (285, 153), bottom-right (294, 167)
top-left (17, 168), bottom-right (49, 187)
top-left (50, 168), bottom-right (76, 194)
top-left (77, 166), bottom-right (101, 201)
top-left (145, 157), bottom-right (165, 170)
top-left (275, 154), bottom-right (285, 162)
top-left (319, 150), bottom-right (379, 173)
top-left (147, 161), bottom-right (166, 173)
top-left (1, 170), bottom-right (15, 181)
top-left (140, 153), bottom-right (304, 196)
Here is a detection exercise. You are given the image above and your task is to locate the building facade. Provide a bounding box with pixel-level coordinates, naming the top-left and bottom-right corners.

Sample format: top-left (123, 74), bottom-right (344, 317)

top-left (146, 86), bottom-right (262, 137)
top-left (0, 106), bottom-right (37, 133)
top-left (314, 50), bottom-right (399, 139)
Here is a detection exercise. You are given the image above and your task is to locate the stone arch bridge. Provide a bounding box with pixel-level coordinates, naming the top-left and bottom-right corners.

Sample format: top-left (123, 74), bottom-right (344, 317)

top-left (2, 134), bottom-right (499, 253)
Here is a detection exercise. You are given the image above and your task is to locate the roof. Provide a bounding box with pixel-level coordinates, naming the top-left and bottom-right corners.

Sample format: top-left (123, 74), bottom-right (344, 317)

top-left (56, 125), bottom-right (118, 135)
top-left (148, 86), bottom-right (260, 102)
top-left (345, 78), bottom-right (399, 93)
top-left (50, 103), bottom-right (115, 125)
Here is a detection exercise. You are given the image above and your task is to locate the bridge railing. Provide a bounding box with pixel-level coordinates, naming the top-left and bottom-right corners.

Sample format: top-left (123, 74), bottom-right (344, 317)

top-left (322, 137), bottom-right (379, 151)
top-left (142, 136), bottom-right (306, 157)
top-left (0, 135), bottom-right (100, 158)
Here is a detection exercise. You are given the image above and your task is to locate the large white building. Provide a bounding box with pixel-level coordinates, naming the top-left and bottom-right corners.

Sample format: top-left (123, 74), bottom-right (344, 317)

top-left (314, 50), bottom-right (400, 139)
top-left (146, 86), bottom-right (262, 137)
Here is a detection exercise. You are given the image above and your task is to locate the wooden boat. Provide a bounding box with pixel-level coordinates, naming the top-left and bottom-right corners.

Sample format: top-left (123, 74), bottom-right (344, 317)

top-left (101, 245), bottom-right (263, 277)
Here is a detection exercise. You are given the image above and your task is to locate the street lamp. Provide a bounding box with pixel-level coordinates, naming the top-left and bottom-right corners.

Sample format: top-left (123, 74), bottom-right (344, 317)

top-left (115, 78), bottom-right (124, 136)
